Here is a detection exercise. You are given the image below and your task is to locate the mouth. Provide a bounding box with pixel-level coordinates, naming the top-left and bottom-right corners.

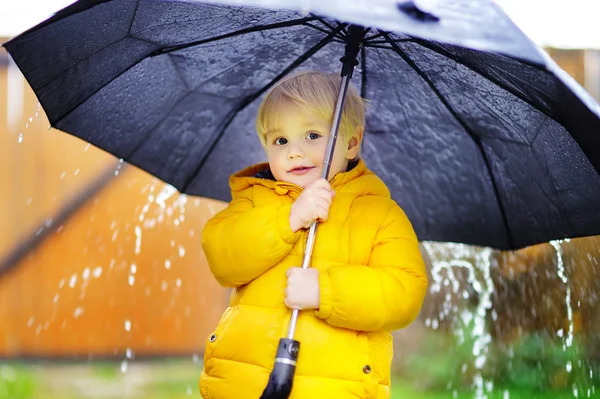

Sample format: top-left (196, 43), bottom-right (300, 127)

top-left (287, 166), bottom-right (315, 175)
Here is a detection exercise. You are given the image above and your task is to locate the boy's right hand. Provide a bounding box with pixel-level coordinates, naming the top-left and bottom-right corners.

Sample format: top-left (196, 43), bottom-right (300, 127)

top-left (289, 178), bottom-right (335, 232)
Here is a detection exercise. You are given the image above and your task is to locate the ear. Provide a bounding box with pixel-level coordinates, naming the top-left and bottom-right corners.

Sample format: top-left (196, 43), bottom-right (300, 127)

top-left (346, 126), bottom-right (363, 160)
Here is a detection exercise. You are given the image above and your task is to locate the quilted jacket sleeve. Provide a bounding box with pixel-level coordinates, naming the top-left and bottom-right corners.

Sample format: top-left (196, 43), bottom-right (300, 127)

top-left (314, 203), bottom-right (428, 332)
top-left (202, 195), bottom-right (302, 288)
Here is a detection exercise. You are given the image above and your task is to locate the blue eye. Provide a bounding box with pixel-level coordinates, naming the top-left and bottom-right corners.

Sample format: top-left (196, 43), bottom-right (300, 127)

top-left (274, 137), bottom-right (288, 145)
top-left (306, 132), bottom-right (321, 140)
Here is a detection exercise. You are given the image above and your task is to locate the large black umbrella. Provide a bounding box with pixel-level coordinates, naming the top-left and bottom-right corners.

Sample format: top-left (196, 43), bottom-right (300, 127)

top-left (3, 0), bottom-right (600, 252)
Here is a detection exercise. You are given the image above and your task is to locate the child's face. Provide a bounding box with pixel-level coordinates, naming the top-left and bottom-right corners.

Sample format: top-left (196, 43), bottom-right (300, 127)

top-left (264, 104), bottom-right (361, 188)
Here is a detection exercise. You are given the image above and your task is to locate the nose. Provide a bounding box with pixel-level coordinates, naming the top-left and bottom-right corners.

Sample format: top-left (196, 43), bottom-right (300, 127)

top-left (287, 142), bottom-right (303, 159)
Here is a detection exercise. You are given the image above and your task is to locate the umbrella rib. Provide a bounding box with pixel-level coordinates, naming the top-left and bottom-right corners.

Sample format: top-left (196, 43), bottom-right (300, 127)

top-left (312, 16), bottom-right (346, 38)
top-left (304, 22), bottom-right (334, 35)
top-left (179, 24), bottom-right (346, 193)
top-left (410, 39), bottom-right (561, 124)
top-left (127, 0), bottom-right (141, 35)
top-left (150, 16), bottom-right (318, 56)
top-left (304, 23), bottom-right (346, 42)
top-left (381, 32), bottom-right (515, 249)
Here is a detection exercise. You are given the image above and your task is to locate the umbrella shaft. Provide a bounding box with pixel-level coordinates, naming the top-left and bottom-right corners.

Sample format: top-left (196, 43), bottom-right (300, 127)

top-left (287, 73), bottom-right (352, 340)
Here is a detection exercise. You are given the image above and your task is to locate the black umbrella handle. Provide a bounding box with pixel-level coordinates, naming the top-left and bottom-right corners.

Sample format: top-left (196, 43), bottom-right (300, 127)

top-left (259, 338), bottom-right (300, 399)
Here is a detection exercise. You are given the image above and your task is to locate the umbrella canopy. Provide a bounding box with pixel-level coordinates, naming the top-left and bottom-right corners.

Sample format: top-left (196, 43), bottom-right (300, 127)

top-left (4, 0), bottom-right (600, 250)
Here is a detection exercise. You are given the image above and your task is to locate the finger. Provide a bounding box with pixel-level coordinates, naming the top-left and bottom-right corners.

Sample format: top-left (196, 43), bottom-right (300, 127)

top-left (309, 178), bottom-right (330, 190)
top-left (316, 205), bottom-right (329, 222)
top-left (312, 188), bottom-right (334, 202)
top-left (315, 197), bottom-right (331, 210)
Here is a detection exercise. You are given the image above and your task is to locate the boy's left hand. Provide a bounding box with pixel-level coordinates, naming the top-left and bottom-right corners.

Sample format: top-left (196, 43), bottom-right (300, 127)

top-left (285, 268), bottom-right (320, 310)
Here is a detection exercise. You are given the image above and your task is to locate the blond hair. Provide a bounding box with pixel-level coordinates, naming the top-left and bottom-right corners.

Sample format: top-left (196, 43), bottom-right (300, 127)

top-left (256, 71), bottom-right (365, 147)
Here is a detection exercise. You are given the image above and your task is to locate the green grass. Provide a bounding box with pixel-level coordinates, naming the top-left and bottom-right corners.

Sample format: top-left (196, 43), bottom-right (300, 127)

top-left (0, 360), bottom-right (590, 399)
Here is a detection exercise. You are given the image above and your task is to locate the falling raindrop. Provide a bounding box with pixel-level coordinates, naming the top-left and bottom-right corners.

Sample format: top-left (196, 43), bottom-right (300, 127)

top-left (93, 267), bottom-right (102, 278)
top-left (176, 278), bottom-right (182, 288)
top-left (69, 274), bottom-right (78, 288)
top-left (134, 226), bottom-right (142, 254)
top-left (121, 361), bottom-right (128, 373)
top-left (124, 320), bottom-right (131, 332)
top-left (165, 260), bottom-right (172, 270)
top-left (18, 133), bottom-right (23, 143)
top-left (74, 307), bottom-right (84, 318)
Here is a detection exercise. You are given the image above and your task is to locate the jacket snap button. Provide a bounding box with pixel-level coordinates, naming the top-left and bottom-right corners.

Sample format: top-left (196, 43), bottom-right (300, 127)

top-left (274, 186), bottom-right (289, 195)
top-left (209, 334), bottom-right (217, 343)
top-left (363, 365), bottom-right (371, 374)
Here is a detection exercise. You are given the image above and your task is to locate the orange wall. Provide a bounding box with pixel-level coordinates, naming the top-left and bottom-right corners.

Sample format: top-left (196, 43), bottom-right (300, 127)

top-left (0, 53), bottom-right (115, 263)
top-left (0, 165), bottom-right (228, 357)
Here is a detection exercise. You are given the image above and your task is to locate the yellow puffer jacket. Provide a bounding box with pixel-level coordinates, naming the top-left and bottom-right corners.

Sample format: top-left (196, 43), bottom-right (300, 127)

top-left (200, 159), bottom-right (428, 399)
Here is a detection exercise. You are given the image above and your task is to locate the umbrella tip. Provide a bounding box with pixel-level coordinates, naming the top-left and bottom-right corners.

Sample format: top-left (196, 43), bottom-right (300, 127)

top-left (397, 1), bottom-right (440, 22)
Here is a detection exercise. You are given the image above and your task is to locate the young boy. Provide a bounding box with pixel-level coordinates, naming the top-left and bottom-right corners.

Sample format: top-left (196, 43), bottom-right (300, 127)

top-left (200, 71), bottom-right (428, 399)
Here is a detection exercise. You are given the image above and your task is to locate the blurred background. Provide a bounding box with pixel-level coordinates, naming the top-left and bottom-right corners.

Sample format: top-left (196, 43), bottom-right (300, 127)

top-left (1, 1), bottom-right (600, 398)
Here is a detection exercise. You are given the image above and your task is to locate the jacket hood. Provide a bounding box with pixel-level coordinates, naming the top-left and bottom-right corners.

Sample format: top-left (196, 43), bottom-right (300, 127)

top-left (228, 159), bottom-right (390, 199)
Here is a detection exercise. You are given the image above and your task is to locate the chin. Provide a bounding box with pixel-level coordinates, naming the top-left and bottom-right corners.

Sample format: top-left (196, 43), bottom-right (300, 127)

top-left (289, 174), bottom-right (320, 188)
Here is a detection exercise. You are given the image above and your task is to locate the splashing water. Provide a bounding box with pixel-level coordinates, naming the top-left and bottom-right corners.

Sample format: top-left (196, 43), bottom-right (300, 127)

top-left (550, 240), bottom-right (574, 351)
top-left (424, 243), bottom-right (495, 399)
